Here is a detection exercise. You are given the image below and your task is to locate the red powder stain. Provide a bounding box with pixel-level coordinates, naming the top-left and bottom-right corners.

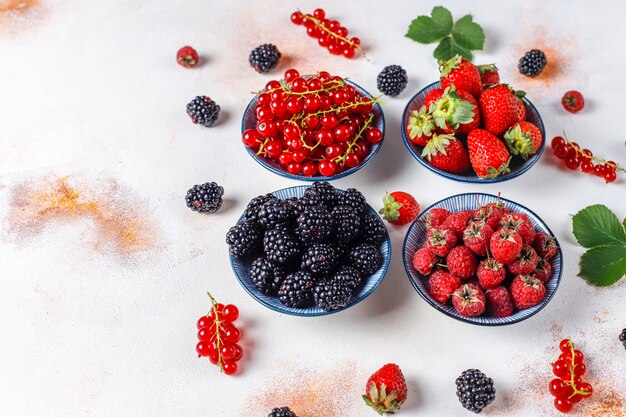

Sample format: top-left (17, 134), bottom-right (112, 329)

top-left (5, 175), bottom-right (158, 256)
top-left (0, 0), bottom-right (38, 13)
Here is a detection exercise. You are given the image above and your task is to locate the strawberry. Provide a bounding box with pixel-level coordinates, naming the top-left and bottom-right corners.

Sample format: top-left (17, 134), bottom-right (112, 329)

top-left (477, 258), bottom-right (506, 289)
top-left (478, 84), bottom-right (523, 136)
top-left (485, 286), bottom-right (514, 317)
top-left (429, 270), bottom-right (462, 304)
top-left (421, 134), bottom-right (471, 174)
top-left (441, 210), bottom-right (474, 239)
top-left (533, 232), bottom-right (558, 260)
top-left (446, 245), bottom-right (478, 280)
top-left (425, 227), bottom-right (457, 257)
top-left (489, 228), bottom-right (523, 265)
top-left (533, 258), bottom-right (552, 282)
top-left (428, 85), bottom-right (476, 132)
top-left (439, 55), bottom-right (483, 99)
top-left (406, 105), bottom-right (436, 146)
top-left (452, 283), bottom-right (486, 317)
top-left (454, 89), bottom-right (481, 134)
top-left (473, 200), bottom-right (509, 231)
top-left (504, 121), bottom-right (543, 160)
top-left (380, 192), bottom-right (420, 226)
top-left (477, 64), bottom-right (500, 85)
top-left (425, 207), bottom-right (450, 229)
top-left (561, 90), bottom-right (585, 113)
top-left (413, 247), bottom-right (438, 275)
top-left (507, 244), bottom-right (539, 275)
top-left (467, 129), bottom-right (511, 178)
top-left (515, 97), bottom-right (526, 121)
top-left (363, 363), bottom-right (407, 415)
top-left (424, 88), bottom-right (445, 108)
top-left (463, 220), bottom-right (494, 256)
top-left (500, 212), bottom-right (536, 245)
top-left (510, 274), bottom-right (546, 309)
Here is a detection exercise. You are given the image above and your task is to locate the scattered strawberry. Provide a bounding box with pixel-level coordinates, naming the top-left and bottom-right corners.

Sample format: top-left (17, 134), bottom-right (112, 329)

top-left (478, 84), bottom-right (523, 136)
top-left (177, 46), bottom-right (200, 68)
top-left (477, 64), bottom-right (500, 85)
top-left (413, 247), bottom-right (438, 275)
top-left (406, 105), bottom-right (436, 146)
top-left (380, 192), bottom-right (420, 226)
top-left (421, 134), bottom-right (471, 174)
top-left (452, 283), bottom-right (486, 317)
top-left (485, 286), bottom-right (514, 317)
top-left (500, 212), bottom-right (536, 245)
top-left (477, 258), bottom-right (506, 289)
top-left (440, 210), bottom-right (473, 239)
top-left (467, 129), bottom-right (511, 178)
top-left (463, 220), bottom-right (494, 256)
top-left (533, 232), bottom-right (558, 260)
top-left (510, 274), bottom-right (546, 309)
top-left (507, 245), bottom-right (539, 275)
top-left (533, 258), bottom-right (552, 282)
top-left (446, 245), bottom-right (478, 280)
top-left (425, 227), bottom-right (458, 257)
top-left (425, 207), bottom-right (450, 229)
top-left (439, 55), bottom-right (483, 99)
top-left (503, 121), bottom-right (543, 160)
top-left (429, 270), bottom-right (462, 303)
top-left (490, 228), bottom-right (523, 265)
top-left (363, 364), bottom-right (407, 415)
top-left (561, 90), bottom-right (585, 113)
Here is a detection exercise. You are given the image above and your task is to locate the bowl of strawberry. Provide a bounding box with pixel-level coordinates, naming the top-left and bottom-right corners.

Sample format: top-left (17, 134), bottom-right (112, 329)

top-left (402, 55), bottom-right (545, 183)
top-left (403, 193), bottom-right (562, 326)
top-left (241, 69), bottom-right (385, 180)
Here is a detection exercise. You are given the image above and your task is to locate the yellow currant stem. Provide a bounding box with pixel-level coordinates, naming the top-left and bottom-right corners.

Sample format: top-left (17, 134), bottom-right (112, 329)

top-left (334, 113), bottom-right (374, 164)
top-left (300, 14), bottom-right (364, 56)
top-left (255, 138), bottom-right (270, 156)
top-left (207, 291), bottom-right (224, 372)
top-left (292, 97), bottom-right (382, 122)
top-left (562, 131), bottom-right (626, 173)
top-left (565, 339), bottom-right (591, 399)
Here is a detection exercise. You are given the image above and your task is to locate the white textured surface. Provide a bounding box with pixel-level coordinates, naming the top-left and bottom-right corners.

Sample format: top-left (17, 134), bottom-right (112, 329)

top-left (0, 1), bottom-right (625, 416)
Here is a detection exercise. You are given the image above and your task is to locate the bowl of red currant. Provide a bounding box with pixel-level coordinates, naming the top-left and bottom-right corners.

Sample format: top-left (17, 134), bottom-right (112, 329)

top-left (241, 69), bottom-right (385, 180)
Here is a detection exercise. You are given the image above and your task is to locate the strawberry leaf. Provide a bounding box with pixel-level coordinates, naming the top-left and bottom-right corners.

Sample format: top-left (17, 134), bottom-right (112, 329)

top-left (572, 204), bottom-right (626, 248)
top-left (433, 36), bottom-right (473, 61)
top-left (451, 15), bottom-right (485, 50)
top-left (405, 6), bottom-right (452, 44)
top-left (578, 246), bottom-right (626, 286)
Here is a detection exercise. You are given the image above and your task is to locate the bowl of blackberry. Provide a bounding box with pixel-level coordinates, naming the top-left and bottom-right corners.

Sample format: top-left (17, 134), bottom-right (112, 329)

top-left (226, 182), bottom-right (391, 316)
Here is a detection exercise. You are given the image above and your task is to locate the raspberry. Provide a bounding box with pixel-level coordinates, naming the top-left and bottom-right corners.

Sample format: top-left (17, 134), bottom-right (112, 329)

top-left (533, 232), bottom-right (558, 260)
top-left (446, 246), bottom-right (477, 280)
top-left (561, 90), bottom-right (585, 113)
top-left (413, 247), bottom-right (438, 276)
top-left (425, 227), bottom-right (457, 257)
top-left (500, 212), bottom-right (536, 245)
top-left (477, 258), bottom-right (506, 289)
top-left (490, 228), bottom-right (523, 265)
top-left (428, 270), bottom-right (462, 304)
top-left (510, 274), bottom-right (546, 309)
top-left (507, 244), bottom-right (539, 275)
top-left (452, 283), bottom-right (486, 317)
top-left (177, 46), bottom-right (199, 68)
top-left (533, 258), bottom-right (552, 283)
top-left (425, 207), bottom-right (450, 229)
top-left (440, 210), bottom-right (473, 239)
top-left (473, 201), bottom-right (508, 230)
top-left (485, 286), bottom-right (514, 317)
top-left (463, 220), bottom-right (494, 256)
top-left (249, 44), bottom-right (281, 73)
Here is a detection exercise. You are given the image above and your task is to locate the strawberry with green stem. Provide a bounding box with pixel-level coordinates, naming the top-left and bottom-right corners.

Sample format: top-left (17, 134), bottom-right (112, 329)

top-left (477, 64), bottom-right (499, 85)
top-left (380, 191), bottom-right (420, 226)
top-left (363, 363), bottom-right (407, 415)
top-left (504, 121), bottom-right (543, 160)
top-left (467, 129), bottom-right (511, 178)
top-left (428, 85), bottom-right (477, 132)
top-left (406, 105), bottom-right (436, 146)
top-left (439, 54), bottom-right (483, 99)
top-left (479, 84), bottom-right (525, 136)
top-left (422, 133), bottom-right (471, 174)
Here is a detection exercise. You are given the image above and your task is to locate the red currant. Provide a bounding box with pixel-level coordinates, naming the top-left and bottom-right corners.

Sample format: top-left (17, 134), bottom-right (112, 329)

top-left (344, 152), bottom-right (360, 168)
top-left (572, 350), bottom-right (584, 364)
top-left (264, 140), bottom-right (283, 158)
top-left (580, 149), bottom-right (593, 162)
top-left (325, 144), bottom-right (342, 159)
top-left (344, 85), bottom-right (356, 100)
top-left (286, 96), bottom-right (304, 114)
top-left (581, 161), bottom-right (595, 173)
top-left (283, 123), bottom-right (300, 140)
top-left (208, 303), bottom-right (224, 319)
top-left (559, 339), bottom-right (572, 353)
top-left (366, 128), bottom-right (383, 144)
top-left (265, 80), bottom-right (281, 91)
top-left (301, 162), bottom-right (317, 176)
top-left (278, 152), bottom-right (292, 166)
top-left (336, 27), bottom-right (348, 37)
top-left (257, 121), bottom-right (276, 138)
top-left (220, 344), bottom-right (237, 360)
top-left (222, 360), bottom-right (238, 375)
top-left (318, 36), bottom-right (330, 47)
top-left (291, 77), bottom-right (308, 92)
top-left (257, 92), bottom-right (271, 106)
top-left (343, 47), bottom-right (356, 59)
top-left (306, 25), bottom-right (321, 38)
top-left (327, 20), bottom-right (339, 31)
top-left (307, 78), bottom-right (322, 91)
top-left (334, 125), bottom-right (351, 142)
top-left (302, 16), bottom-right (315, 28)
top-left (270, 99), bottom-right (287, 117)
top-left (594, 164), bottom-right (606, 177)
top-left (327, 42), bottom-right (340, 55)
top-left (292, 150), bottom-right (306, 163)
top-left (304, 115), bottom-right (319, 129)
top-left (578, 382), bottom-right (593, 397)
top-left (208, 349), bottom-right (219, 364)
top-left (565, 156), bottom-right (580, 170)
top-left (197, 326), bottom-right (214, 341)
top-left (255, 105), bottom-right (272, 121)
top-left (321, 114), bottom-right (338, 129)
top-left (316, 130), bottom-right (334, 146)
top-left (284, 68), bottom-right (299, 83)
top-left (318, 71), bottom-right (331, 83)
top-left (553, 360), bottom-right (571, 379)
top-left (304, 95), bottom-right (320, 112)
top-left (270, 89), bottom-right (284, 101)
top-left (313, 8), bottom-right (325, 19)
top-left (551, 136), bottom-right (566, 149)
top-left (554, 396), bottom-right (573, 413)
top-left (318, 160), bottom-right (337, 176)
top-left (196, 341), bottom-right (212, 357)
top-left (197, 315), bottom-right (211, 329)
top-left (291, 11), bottom-right (303, 25)
top-left (604, 170), bottom-right (617, 183)
top-left (549, 379), bottom-right (566, 397)
top-left (553, 143), bottom-right (569, 159)
top-left (332, 89), bottom-right (348, 105)
top-left (233, 344), bottom-right (243, 361)
top-left (574, 363), bottom-right (586, 376)
top-left (287, 162), bottom-right (301, 175)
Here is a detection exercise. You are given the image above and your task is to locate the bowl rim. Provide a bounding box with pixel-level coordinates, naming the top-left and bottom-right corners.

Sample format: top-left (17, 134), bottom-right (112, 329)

top-left (241, 79), bottom-right (386, 182)
top-left (402, 192), bottom-right (563, 326)
top-left (229, 184), bottom-right (392, 317)
top-left (400, 81), bottom-right (546, 184)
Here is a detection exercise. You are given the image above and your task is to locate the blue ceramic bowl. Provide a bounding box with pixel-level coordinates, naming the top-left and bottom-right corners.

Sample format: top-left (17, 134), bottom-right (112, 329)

top-left (230, 185), bottom-right (391, 316)
top-left (403, 193), bottom-right (562, 326)
top-left (401, 81), bottom-right (546, 183)
top-left (241, 79), bottom-right (385, 181)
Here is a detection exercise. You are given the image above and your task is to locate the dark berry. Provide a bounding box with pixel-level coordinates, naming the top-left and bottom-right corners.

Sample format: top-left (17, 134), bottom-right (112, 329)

top-left (313, 279), bottom-right (353, 312)
top-left (331, 265), bottom-right (363, 291)
top-left (185, 182), bottom-right (223, 213)
top-left (244, 193), bottom-right (279, 223)
top-left (293, 194), bottom-right (323, 215)
top-left (257, 199), bottom-right (296, 230)
top-left (350, 243), bottom-right (382, 275)
top-left (267, 407), bottom-right (297, 417)
top-left (226, 221), bottom-right (262, 258)
top-left (249, 43), bottom-right (281, 73)
top-left (518, 49), bottom-right (547, 77)
top-left (620, 328), bottom-right (626, 350)
top-left (297, 206), bottom-right (334, 244)
top-left (377, 65), bottom-right (408, 97)
top-left (360, 213), bottom-right (387, 245)
top-left (278, 271), bottom-right (315, 308)
top-left (455, 369), bottom-right (496, 413)
top-left (304, 181), bottom-right (338, 208)
top-left (186, 96), bottom-right (220, 127)
top-left (301, 243), bottom-right (337, 276)
top-left (331, 205), bottom-right (361, 243)
top-left (337, 188), bottom-right (367, 213)
top-left (250, 257), bottom-right (286, 295)
top-left (263, 228), bottom-right (301, 265)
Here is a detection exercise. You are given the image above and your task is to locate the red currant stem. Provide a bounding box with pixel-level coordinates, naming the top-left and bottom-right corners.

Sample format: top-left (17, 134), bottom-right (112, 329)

top-left (291, 97), bottom-right (382, 122)
top-left (334, 112), bottom-right (374, 163)
top-left (300, 13), bottom-right (366, 59)
top-left (564, 339), bottom-right (591, 398)
top-left (252, 74), bottom-right (346, 96)
top-left (562, 131), bottom-right (625, 173)
top-left (285, 80), bottom-right (346, 97)
top-left (207, 291), bottom-right (225, 372)
top-left (255, 138), bottom-right (270, 157)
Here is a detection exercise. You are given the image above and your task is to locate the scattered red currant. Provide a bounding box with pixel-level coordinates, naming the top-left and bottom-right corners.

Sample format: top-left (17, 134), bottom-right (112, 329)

top-left (549, 339), bottom-right (593, 413)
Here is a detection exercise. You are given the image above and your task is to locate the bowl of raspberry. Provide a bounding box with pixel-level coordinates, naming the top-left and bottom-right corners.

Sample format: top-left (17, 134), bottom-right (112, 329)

top-left (241, 69), bottom-right (385, 181)
top-left (403, 193), bottom-right (562, 326)
top-left (226, 183), bottom-right (391, 316)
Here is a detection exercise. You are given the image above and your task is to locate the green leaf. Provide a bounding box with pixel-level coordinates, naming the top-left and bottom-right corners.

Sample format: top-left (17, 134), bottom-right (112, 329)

top-left (433, 36), bottom-right (473, 61)
top-left (578, 246), bottom-right (626, 286)
top-left (431, 6), bottom-right (453, 31)
top-left (572, 204), bottom-right (626, 248)
top-left (451, 15), bottom-right (485, 50)
top-left (406, 6), bottom-right (453, 44)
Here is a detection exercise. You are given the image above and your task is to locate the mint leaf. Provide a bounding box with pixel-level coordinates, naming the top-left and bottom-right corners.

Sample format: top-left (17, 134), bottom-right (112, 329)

top-left (433, 36), bottom-right (472, 61)
top-left (572, 204), bottom-right (626, 248)
top-left (406, 7), bottom-right (452, 44)
top-left (452, 15), bottom-right (485, 50)
top-left (579, 246), bottom-right (626, 286)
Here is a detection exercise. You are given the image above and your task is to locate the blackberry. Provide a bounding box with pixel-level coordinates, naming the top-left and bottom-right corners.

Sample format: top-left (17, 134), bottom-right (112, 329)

top-left (297, 206), bottom-right (334, 244)
top-left (249, 43), bottom-right (281, 73)
top-left (263, 228), bottom-right (301, 265)
top-left (293, 194), bottom-right (323, 215)
top-left (304, 181), bottom-right (338, 208)
top-left (257, 199), bottom-right (296, 230)
top-left (226, 221), bottom-right (262, 258)
top-left (244, 193), bottom-right (279, 223)
top-left (313, 279), bottom-right (353, 312)
top-left (620, 328), bottom-right (626, 350)
top-left (350, 243), bottom-right (382, 275)
top-left (301, 243), bottom-right (337, 276)
top-left (331, 205), bottom-right (361, 243)
top-left (517, 49), bottom-right (547, 77)
top-left (332, 242), bottom-right (350, 260)
top-left (250, 257), bottom-right (286, 295)
top-left (455, 369), bottom-right (496, 413)
top-left (337, 188), bottom-right (367, 213)
top-left (278, 271), bottom-right (315, 308)
top-left (331, 265), bottom-right (363, 291)
top-left (186, 96), bottom-right (220, 127)
top-left (377, 65), bottom-right (408, 97)
top-left (268, 407), bottom-right (297, 417)
top-left (185, 182), bottom-right (223, 213)
top-left (360, 213), bottom-right (386, 245)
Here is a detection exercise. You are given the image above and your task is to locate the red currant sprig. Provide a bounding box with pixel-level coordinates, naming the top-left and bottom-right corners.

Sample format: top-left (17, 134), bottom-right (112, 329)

top-left (549, 339), bottom-right (593, 413)
top-left (551, 131), bottom-right (624, 183)
top-left (195, 292), bottom-right (242, 376)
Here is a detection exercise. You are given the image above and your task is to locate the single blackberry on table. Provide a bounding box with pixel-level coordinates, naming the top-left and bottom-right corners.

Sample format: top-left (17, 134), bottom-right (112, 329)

top-left (226, 221), bottom-right (262, 258)
top-left (331, 205), bottom-right (361, 243)
top-left (337, 188), bottom-right (367, 213)
top-left (263, 228), bottom-right (301, 265)
top-left (297, 205), bottom-right (334, 244)
top-left (377, 65), bottom-right (408, 97)
top-left (244, 193), bottom-right (279, 223)
top-left (301, 243), bottom-right (337, 276)
top-left (360, 213), bottom-right (386, 245)
top-left (186, 96), bottom-right (220, 127)
top-left (249, 43), bottom-right (281, 73)
top-left (304, 182), bottom-right (338, 208)
top-left (278, 271), bottom-right (315, 308)
top-left (313, 279), bottom-right (354, 312)
top-left (620, 328), bottom-right (626, 350)
top-left (455, 369), bottom-right (496, 413)
top-left (350, 243), bottom-right (382, 275)
top-left (517, 49), bottom-right (547, 77)
top-left (268, 407), bottom-right (297, 417)
top-left (257, 199), bottom-right (296, 230)
top-left (250, 257), bottom-right (287, 295)
top-left (185, 182), bottom-right (223, 213)
top-left (331, 265), bottom-right (363, 291)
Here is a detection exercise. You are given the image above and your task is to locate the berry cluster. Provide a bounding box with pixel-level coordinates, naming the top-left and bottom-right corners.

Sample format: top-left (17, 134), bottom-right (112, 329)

top-left (549, 339), bottom-right (593, 413)
top-left (413, 198), bottom-right (557, 318)
top-left (195, 292), bottom-right (242, 376)
top-left (242, 69), bottom-right (382, 178)
top-left (290, 8), bottom-right (362, 59)
top-left (226, 183), bottom-right (387, 312)
top-left (455, 369), bottom-right (496, 413)
top-left (406, 55), bottom-right (540, 179)
top-left (551, 133), bottom-right (623, 183)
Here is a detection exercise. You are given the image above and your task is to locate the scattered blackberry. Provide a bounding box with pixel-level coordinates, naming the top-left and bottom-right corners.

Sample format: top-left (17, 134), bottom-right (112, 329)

top-left (455, 369), bottom-right (496, 413)
top-left (186, 96), bottom-right (220, 127)
top-left (263, 228), bottom-right (301, 265)
top-left (313, 279), bottom-right (353, 312)
top-left (361, 213), bottom-right (386, 245)
top-left (331, 205), bottom-right (361, 243)
top-left (377, 65), bottom-right (408, 97)
top-left (278, 271), bottom-right (315, 308)
top-left (297, 206), bottom-right (334, 244)
top-left (337, 188), bottom-right (367, 213)
top-left (350, 243), bottom-right (382, 275)
top-left (226, 221), bottom-right (262, 258)
top-left (331, 265), bottom-right (363, 291)
top-left (620, 328), bottom-right (626, 350)
top-left (244, 193), bottom-right (279, 223)
top-left (185, 182), bottom-right (223, 213)
top-left (249, 43), bottom-right (281, 73)
top-left (250, 257), bottom-right (287, 295)
top-left (301, 243), bottom-right (337, 276)
top-left (257, 199), bottom-right (296, 230)
top-left (268, 407), bottom-right (297, 417)
top-left (517, 49), bottom-right (547, 77)
top-left (304, 181), bottom-right (338, 208)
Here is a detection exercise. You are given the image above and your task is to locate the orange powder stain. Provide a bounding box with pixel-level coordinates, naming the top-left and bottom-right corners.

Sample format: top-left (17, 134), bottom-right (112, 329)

top-left (0, 0), bottom-right (38, 13)
top-left (6, 176), bottom-right (157, 256)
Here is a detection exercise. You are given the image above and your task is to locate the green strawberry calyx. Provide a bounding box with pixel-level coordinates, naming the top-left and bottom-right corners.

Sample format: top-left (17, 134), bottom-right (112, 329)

top-left (504, 123), bottom-right (535, 159)
top-left (482, 157), bottom-right (512, 179)
top-left (380, 193), bottom-right (403, 222)
top-left (407, 105), bottom-right (436, 140)
top-left (429, 85), bottom-right (475, 129)
top-left (477, 64), bottom-right (498, 75)
top-left (362, 383), bottom-right (403, 415)
top-left (421, 133), bottom-right (457, 161)
top-left (438, 54), bottom-right (463, 77)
